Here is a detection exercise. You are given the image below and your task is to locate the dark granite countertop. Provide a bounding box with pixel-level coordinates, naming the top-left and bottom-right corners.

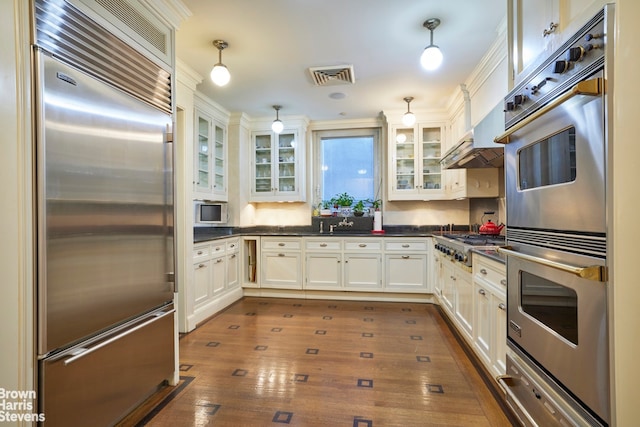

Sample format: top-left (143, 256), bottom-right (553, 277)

top-left (193, 223), bottom-right (467, 243)
top-left (470, 248), bottom-right (506, 264)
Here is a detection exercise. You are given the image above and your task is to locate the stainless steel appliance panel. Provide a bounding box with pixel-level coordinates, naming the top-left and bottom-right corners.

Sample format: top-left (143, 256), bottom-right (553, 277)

top-left (39, 305), bottom-right (175, 426)
top-left (504, 72), bottom-right (605, 234)
top-left (503, 242), bottom-right (609, 422)
top-left (37, 51), bottom-right (174, 355)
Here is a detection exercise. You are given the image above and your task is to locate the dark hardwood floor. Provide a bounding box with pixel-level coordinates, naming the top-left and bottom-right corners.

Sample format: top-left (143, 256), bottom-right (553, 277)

top-left (135, 297), bottom-right (513, 426)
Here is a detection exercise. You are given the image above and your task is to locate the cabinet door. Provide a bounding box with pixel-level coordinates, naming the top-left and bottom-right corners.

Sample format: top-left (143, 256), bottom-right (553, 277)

top-left (441, 261), bottom-right (456, 315)
top-left (211, 255), bottom-right (226, 295)
top-left (344, 253), bottom-right (382, 291)
top-left (455, 270), bottom-right (474, 340)
top-left (253, 133), bottom-right (274, 195)
top-left (385, 254), bottom-right (427, 293)
top-left (420, 125), bottom-right (443, 193)
top-left (193, 260), bottom-right (210, 307)
top-left (212, 123), bottom-right (226, 198)
top-left (509, 0), bottom-right (560, 84)
top-left (474, 284), bottom-right (493, 367)
top-left (226, 251), bottom-right (239, 290)
top-left (275, 132), bottom-right (298, 195)
top-left (493, 292), bottom-right (507, 375)
top-left (305, 253), bottom-right (341, 290)
top-left (390, 125), bottom-right (419, 198)
top-left (194, 112), bottom-right (211, 194)
top-left (261, 252), bottom-right (302, 289)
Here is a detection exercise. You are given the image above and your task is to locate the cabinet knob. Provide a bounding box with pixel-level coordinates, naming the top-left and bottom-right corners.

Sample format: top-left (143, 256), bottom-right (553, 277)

top-left (500, 279), bottom-right (507, 286)
top-left (320, 243), bottom-right (328, 247)
top-left (198, 263), bottom-right (206, 268)
top-left (278, 253), bottom-right (285, 257)
top-left (478, 288), bottom-right (486, 296)
top-left (542, 22), bottom-right (559, 37)
top-left (359, 244), bottom-right (367, 248)
top-left (402, 244), bottom-right (410, 248)
top-left (498, 303), bottom-right (506, 311)
top-left (197, 251), bottom-right (203, 255)
top-left (402, 255), bottom-right (410, 259)
top-left (480, 268), bottom-right (488, 275)
top-left (230, 254), bottom-right (236, 259)
top-left (216, 258), bottom-right (223, 263)
top-left (278, 242), bottom-right (285, 246)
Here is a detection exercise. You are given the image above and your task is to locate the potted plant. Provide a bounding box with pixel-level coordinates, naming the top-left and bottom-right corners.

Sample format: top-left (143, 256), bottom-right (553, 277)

top-left (334, 192), bottom-right (354, 217)
top-left (320, 200), bottom-right (332, 217)
top-left (367, 198), bottom-right (381, 215)
top-left (353, 200), bottom-right (366, 217)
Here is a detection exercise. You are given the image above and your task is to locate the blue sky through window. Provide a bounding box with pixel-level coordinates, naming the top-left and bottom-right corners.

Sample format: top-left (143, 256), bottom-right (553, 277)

top-left (321, 136), bottom-right (374, 203)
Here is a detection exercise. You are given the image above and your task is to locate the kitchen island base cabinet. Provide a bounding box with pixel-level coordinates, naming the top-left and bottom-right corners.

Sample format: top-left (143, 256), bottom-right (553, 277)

top-left (189, 237), bottom-right (242, 330)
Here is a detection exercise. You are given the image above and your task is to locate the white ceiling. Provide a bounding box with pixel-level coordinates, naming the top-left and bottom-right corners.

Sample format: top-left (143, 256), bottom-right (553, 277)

top-left (175, 0), bottom-right (506, 122)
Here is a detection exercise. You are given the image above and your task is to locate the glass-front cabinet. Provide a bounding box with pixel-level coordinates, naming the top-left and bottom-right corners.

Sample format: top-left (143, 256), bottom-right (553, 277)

top-left (251, 129), bottom-right (304, 202)
top-left (389, 123), bottom-right (446, 200)
top-left (194, 107), bottom-right (227, 201)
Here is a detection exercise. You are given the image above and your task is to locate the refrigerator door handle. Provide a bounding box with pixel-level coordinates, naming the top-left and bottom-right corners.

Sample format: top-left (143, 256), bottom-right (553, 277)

top-left (62, 308), bottom-right (175, 366)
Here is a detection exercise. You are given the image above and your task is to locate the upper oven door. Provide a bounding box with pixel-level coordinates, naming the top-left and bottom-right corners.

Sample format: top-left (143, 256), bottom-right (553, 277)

top-left (504, 72), bottom-right (605, 233)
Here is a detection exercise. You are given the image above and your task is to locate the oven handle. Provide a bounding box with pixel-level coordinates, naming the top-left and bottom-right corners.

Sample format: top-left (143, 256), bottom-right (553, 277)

top-left (494, 77), bottom-right (604, 144)
top-left (497, 246), bottom-right (607, 282)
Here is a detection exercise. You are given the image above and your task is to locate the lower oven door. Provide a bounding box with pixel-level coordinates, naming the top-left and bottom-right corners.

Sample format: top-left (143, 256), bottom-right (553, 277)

top-left (501, 242), bottom-right (609, 424)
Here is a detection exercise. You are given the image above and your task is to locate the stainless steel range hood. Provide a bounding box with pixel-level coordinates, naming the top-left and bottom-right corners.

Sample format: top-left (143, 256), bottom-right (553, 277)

top-left (441, 103), bottom-right (505, 169)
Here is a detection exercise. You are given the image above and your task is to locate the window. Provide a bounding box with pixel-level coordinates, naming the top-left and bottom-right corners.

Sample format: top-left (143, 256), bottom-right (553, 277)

top-left (313, 128), bottom-right (380, 204)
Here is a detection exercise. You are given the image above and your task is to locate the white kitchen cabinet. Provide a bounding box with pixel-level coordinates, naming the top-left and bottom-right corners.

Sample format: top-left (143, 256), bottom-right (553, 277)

top-left (251, 129), bottom-right (305, 202)
top-left (440, 260), bottom-right (456, 315)
top-left (193, 105), bottom-right (228, 201)
top-left (193, 244), bottom-right (210, 307)
top-left (226, 239), bottom-right (240, 290)
top-left (430, 241), bottom-right (443, 298)
top-left (192, 237), bottom-right (241, 313)
top-left (388, 123), bottom-right (448, 201)
top-left (384, 239), bottom-right (429, 293)
top-left (443, 168), bottom-right (500, 200)
top-left (261, 237), bottom-right (302, 289)
top-left (304, 238), bottom-right (382, 291)
top-left (473, 255), bottom-right (507, 377)
top-left (509, 0), bottom-right (561, 85)
top-left (454, 266), bottom-right (474, 340)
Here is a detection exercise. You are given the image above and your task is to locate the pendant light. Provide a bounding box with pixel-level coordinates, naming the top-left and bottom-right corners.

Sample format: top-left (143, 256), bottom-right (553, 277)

top-left (420, 18), bottom-right (443, 71)
top-left (271, 105), bottom-right (284, 134)
top-left (402, 97), bottom-right (416, 127)
top-left (210, 40), bottom-right (231, 86)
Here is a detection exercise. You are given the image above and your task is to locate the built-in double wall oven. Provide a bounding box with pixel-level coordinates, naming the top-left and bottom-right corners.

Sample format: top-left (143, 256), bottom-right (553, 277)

top-left (496, 5), bottom-right (613, 426)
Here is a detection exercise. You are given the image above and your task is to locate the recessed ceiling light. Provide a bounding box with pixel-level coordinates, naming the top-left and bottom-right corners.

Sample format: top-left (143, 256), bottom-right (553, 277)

top-left (329, 92), bottom-right (346, 100)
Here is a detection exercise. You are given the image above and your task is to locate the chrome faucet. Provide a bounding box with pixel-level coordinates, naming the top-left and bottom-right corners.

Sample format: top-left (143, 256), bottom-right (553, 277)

top-left (338, 218), bottom-right (353, 227)
top-left (319, 221), bottom-right (324, 234)
top-left (329, 224), bottom-right (336, 234)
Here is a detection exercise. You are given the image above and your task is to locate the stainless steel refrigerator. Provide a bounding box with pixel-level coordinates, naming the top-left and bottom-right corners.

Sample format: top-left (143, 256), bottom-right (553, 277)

top-left (34, 1), bottom-right (176, 425)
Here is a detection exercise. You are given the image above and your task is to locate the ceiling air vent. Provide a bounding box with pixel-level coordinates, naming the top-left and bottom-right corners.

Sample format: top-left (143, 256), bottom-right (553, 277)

top-left (308, 65), bottom-right (355, 86)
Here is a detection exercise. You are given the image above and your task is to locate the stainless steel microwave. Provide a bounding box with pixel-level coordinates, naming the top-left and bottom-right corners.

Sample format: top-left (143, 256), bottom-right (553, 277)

top-left (194, 201), bottom-right (227, 225)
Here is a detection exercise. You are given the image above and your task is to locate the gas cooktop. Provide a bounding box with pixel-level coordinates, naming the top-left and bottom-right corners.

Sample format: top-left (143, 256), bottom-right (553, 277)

top-left (442, 234), bottom-right (505, 246)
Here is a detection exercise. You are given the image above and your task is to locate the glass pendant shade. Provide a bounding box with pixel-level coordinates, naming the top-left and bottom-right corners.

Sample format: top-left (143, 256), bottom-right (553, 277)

top-left (271, 119), bottom-right (284, 134)
top-left (210, 63), bottom-right (230, 86)
top-left (420, 45), bottom-right (443, 71)
top-left (402, 112), bottom-right (416, 127)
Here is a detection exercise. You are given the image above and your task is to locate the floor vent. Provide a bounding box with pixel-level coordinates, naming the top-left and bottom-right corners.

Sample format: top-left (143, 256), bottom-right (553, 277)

top-left (308, 65), bottom-right (355, 86)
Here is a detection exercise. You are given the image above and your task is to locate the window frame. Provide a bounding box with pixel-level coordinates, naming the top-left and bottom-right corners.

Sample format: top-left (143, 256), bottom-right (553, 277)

top-left (312, 127), bottom-right (382, 206)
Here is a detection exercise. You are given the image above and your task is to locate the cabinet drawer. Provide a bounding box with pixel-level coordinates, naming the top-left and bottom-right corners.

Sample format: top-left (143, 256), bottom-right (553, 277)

top-left (262, 239), bottom-right (301, 251)
top-left (384, 240), bottom-right (428, 251)
top-left (226, 238), bottom-right (240, 252)
top-left (193, 245), bottom-right (210, 261)
top-left (473, 256), bottom-right (506, 288)
top-left (305, 239), bottom-right (341, 251)
top-left (344, 240), bottom-right (382, 251)
top-left (211, 242), bottom-right (226, 255)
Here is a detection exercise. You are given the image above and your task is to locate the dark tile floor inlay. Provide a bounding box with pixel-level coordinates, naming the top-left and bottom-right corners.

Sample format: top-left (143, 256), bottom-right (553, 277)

top-left (363, 318), bottom-right (374, 322)
top-left (294, 374), bottom-right (309, 382)
top-left (245, 312), bottom-right (256, 316)
top-left (364, 306), bottom-right (374, 310)
top-left (228, 325), bottom-right (240, 330)
top-left (323, 315), bottom-right (333, 320)
top-left (197, 403), bottom-right (221, 416)
top-left (273, 411), bottom-right (293, 424)
top-left (362, 332), bottom-right (374, 338)
top-left (283, 314), bottom-right (293, 318)
top-left (328, 305), bottom-right (337, 308)
top-left (232, 369), bottom-right (248, 377)
top-left (426, 384), bottom-right (444, 393)
top-left (293, 303), bottom-right (302, 307)
top-left (206, 341), bottom-right (220, 347)
top-left (360, 352), bottom-right (373, 359)
top-left (416, 355), bottom-right (431, 362)
top-left (402, 308), bottom-right (412, 312)
top-left (405, 320), bottom-right (417, 324)
top-left (410, 335), bottom-right (423, 340)
top-left (255, 345), bottom-right (268, 351)
top-left (357, 379), bottom-right (373, 388)
top-left (306, 348), bottom-right (319, 355)
top-left (271, 327), bottom-right (283, 332)
top-left (179, 364), bottom-right (193, 371)
top-left (354, 418), bottom-right (373, 427)
top-left (315, 330), bottom-right (327, 335)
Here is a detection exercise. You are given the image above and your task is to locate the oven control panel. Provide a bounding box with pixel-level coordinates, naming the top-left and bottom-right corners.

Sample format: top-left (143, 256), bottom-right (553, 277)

top-left (505, 9), bottom-right (608, 129)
